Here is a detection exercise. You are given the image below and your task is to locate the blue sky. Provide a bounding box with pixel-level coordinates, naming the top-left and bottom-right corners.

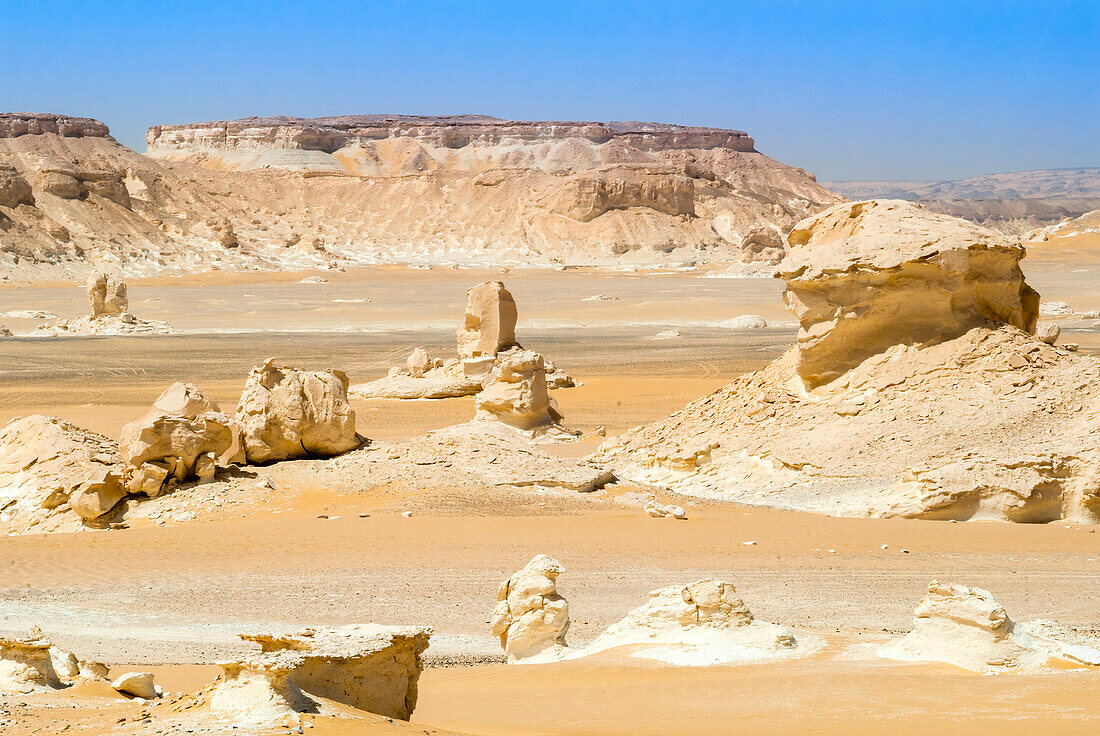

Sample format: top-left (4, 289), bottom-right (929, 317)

top-left (1, 1), bottom-right (1096, 181)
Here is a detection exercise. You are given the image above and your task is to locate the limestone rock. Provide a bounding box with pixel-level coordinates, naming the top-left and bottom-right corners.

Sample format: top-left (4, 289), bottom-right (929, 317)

top-left (406, 347), bottom-right (431, 378)
top-left (238, 624), bottom-right (431, 719)
top-left (644, 500), bottom-right (687, 519)
top-left (0, 162), bottom-right (34, 208)
top-left (879, 581), bottom-right (1100, 673)
top-left (779, 200), bottom-right (1039, 387)
top-left (491, 555), bottom-right (570, 661)
top-left (236, 359), bottom-right (359, 463)
top-left (574, 580), bottom-right (816, 666)
top-left (474, 350), bottom-right (564, 433)
top-left (87, 271), bottom-right (128, 317)
top-left (209, 651), bottom-right (314, 725)
top-left (0, 415), bottom-right (124, 524)
top-left (457, 281), bottom-right (517, 359)
top-left (120, 383), bottom-right (243, 494)
top-left (1036, 322), bottom-right (1060, 345)
top-left (0, 629), bottom-right (61, 693)
top-left (111, 671), bottom-right (157, 698)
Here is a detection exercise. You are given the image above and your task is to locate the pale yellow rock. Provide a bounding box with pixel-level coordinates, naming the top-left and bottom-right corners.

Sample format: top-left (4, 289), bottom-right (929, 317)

top-left (208, 651), bottom-right (313, 725)
top-left (457, 281), bottom-right (517, 359)
top-left (475, 350), bottom-right (563, 432)
top-left (235, 359), bottom-right (359, 463)
top-left (111, 671), bottom-right (157, 698)
top-left (86, 271), bottom-right (127, 317)
top-left (0, 629), bottom-right (61, 693)
top-left (491, 555), bottom-right (570, 662)
top-left (406, 347), bottom-right (431, 378)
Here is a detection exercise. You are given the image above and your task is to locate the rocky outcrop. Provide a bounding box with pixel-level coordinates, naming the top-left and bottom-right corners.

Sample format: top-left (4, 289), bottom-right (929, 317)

top-left (575, 579), bottom-right (815, 665)
top-left (597, 201), bottom-right (1100, 522)
top-left (237, 624), bottom-right (431, 719)
top-left (457, 281), bottom-right (518, 359)
top-left (119, 382), bottom-right (244, 496)
top-left (491, 555), bottom-right (571, 661)
top-left (547, 168), bottom-right (694, 222)
top-left (879, 581), bottom-right (1100, 672)
top-left (87, 271), bottom-right (128, 316)
top-left (474, 350), bottom-right (566, 435)
top-left (235, 359), bottom-right (359, 463)
top-left (0, 415), bottom-right (124, 523)
top-left (0, 629), bottom-right (61, 693)
top-left (208, 651), bottom-right (315, 724)
top-left (0, 113), bottom-right (111, 139)
top-left (780, 200), bottom-right (1039, 387)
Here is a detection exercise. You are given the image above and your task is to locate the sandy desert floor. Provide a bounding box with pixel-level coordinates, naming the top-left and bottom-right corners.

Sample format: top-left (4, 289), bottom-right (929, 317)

top-left (1, 263), bottom-right (1098, 734)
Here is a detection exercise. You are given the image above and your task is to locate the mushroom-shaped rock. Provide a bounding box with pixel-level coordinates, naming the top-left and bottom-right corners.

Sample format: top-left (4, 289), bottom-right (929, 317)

top-left (491, 555), bottom-right (570, 661)
top-left (87, 271), bottom-right (128, 318)
top-left (239, 624), bottom-right (431, 719)
top-left (475, 350), bottom-right (563, 432)
top-left (235, 359), bottom-right (359, 463)
top-left (0, 415), bottom-right (124, 523)
top-left (111, 671), bottom-right (157, 698)
top-left (120, 383), bottom-right (243, 494)
top-left (0, 629), bottom-right (61, 693)
top-left (879, 581), bottom-right (1100, 672)
top-left (456, 281), bottom-right (517, 359)
top-left (779, 200), bottom-right (1039, 388)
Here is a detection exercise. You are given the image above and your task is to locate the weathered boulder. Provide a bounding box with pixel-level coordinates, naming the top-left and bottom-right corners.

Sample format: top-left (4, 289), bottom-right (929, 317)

top-left (474, 349), bottom-right (563, 432)
top-left (490, 555), bottom-right (570, 661)
top-left (238, 624), bottom-right (431, 719)
top-left (879, 581), bottom-right (1100, 672)
top-left (780, 200), bottom-right (1039, 387)
top-left (209, 651), bottom-right (314, 725)
top-left (0, 629), bottom-right (61, 693)
top-left (111, 671), bottom-right (158, 698)
top-left (120, 383), bottom-right (243, 495)
top-left (406, 347), bottom-right (431, 378)
top-left (0, 415), bottom-right (124, 523)
top-left (0, 162), bottom-right (34, 208)
top-left (87, 271), bottom-right (128, 317)
top-left (456, 281), bottom-right (517, 359)
top-left (235, 360), bottom-right (359, 463)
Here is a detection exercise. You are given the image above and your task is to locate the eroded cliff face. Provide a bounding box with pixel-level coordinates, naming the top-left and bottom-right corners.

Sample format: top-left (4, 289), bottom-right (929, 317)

top-left (0, 112), bottom-right (842, 280)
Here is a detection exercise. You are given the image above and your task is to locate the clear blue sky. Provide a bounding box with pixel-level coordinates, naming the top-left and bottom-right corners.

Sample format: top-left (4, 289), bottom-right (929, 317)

top-left (1, 1), bottom-right (1096, 181)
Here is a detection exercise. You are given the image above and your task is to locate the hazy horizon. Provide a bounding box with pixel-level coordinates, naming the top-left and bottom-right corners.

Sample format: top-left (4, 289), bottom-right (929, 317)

top-left (2, 1), bottom-right (1096, 181)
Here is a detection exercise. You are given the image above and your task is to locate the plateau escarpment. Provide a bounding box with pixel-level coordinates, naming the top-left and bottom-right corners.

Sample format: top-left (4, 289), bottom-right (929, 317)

top-left (144, 114), bottom-right (842, 271)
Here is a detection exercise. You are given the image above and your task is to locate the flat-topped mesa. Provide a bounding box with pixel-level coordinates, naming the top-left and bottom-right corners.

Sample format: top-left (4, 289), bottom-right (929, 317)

top-left (779, 200), bottom-right (1040, 388)
top-left (146, 115), bottom-right (755, 155)
top-left (0, 113), bottom-right (112, 139)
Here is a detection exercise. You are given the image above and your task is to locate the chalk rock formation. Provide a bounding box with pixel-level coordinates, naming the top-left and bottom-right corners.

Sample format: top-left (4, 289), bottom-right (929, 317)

top-left (597, 201), bottom-right (1100, 522)
top-left (120, 383), bottom-right (244, 496)
top-left (208, 651), bottom-right (315, 725)
top-left (574, 579), bottom-right (814, 666)
top-left (0, 629), bottom-right (61, 693)
top-left (780, 200), bottom-right (1039, 387)
top-left (474, 350), bottom-right (566, 435)
top-left (87, 271), bottom-right (128, 317)
top-left (235, 624), bottom-right (431, 719)
top-left (457, 281), bottom-right (518, 359)
top-left (879, 581), bottom-right (1100, 673)
top-left (0, 415), bottom-right (124, 523)
top-left (236, 359), bottom-right (359, 463)
top-left (491, 555), bottom-right (570, 662)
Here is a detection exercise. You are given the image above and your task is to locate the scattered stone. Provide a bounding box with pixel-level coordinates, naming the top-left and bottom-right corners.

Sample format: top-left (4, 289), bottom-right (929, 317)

top-left (111, 672), bottom-right (157, 699)
top-left (719, 315), bottom-right (767, 329)
top-left (1036, 322), bottom-right (1060, 345)
top-left (1039, 300), bottom-right (1073, 316)
top-left (654, 329), bottom-right (681, 339)
top-left (644, 500), bottom-right (687, 519)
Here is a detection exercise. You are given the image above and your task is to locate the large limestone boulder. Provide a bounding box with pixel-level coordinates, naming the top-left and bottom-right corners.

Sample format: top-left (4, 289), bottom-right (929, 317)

top-left (490, 555), bottom-right (570, 661)
top-left (0, 629), bottom-right (61, 693)
top-left (0, 415), bottom-right (124, 523)
top-left (474, 349), bottom-right (564, 433)
top-left (120, 383), bottom-right (243, 495)
top-left (237, 624), bottom-right (431, 719)
top-left (780, 200), bottom-right (1039, 387)
top-left (573, 579), bottom-right (816, 666)
top-left (236, 359), bottom-right (359, 463)
top-left (86, 271), bottom-right (128, 318)
top-left (456, 281), bottom-right (517, 359)
top-left (879, 581), bottom-right (1100, 673)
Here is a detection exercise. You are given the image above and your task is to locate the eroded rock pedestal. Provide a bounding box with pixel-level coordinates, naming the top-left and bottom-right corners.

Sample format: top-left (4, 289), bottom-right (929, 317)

top-left (597, 200), bottom-right (1100, 522)
top-left (491, 555), bottom-right (571, 661)
top-left (879, 581), bottom-right (1100, 672)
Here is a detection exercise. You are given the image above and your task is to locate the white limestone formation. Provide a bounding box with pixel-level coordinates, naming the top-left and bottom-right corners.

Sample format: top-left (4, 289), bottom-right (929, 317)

top-left (491, 555), bottom-right (571, 662)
